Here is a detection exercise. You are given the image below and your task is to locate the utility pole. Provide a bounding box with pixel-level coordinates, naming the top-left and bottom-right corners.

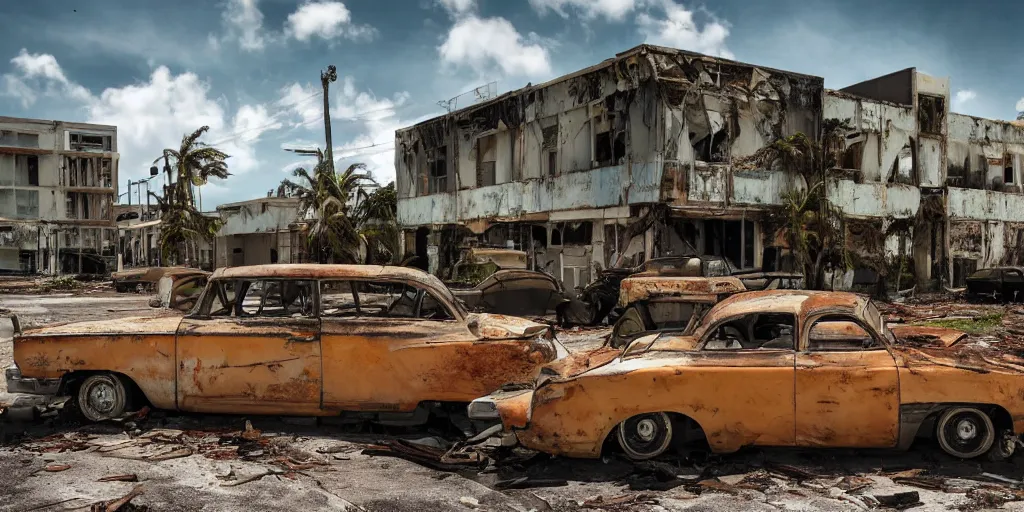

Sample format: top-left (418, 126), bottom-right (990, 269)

top-left (320, 65), bottom-right (338, 173)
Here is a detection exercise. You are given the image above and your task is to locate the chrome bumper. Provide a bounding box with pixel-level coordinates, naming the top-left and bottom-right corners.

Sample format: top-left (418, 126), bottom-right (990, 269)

top-left (5, 365), bottom-right (60, 395)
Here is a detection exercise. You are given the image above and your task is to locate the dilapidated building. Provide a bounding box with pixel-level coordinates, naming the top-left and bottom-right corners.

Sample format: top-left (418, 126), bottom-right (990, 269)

top-left (215, 197), bottom-right (306, 268)
top-left (395, 44), bottom-right (1023, 293)
top-left (0, 116), bottom-right (119, 274)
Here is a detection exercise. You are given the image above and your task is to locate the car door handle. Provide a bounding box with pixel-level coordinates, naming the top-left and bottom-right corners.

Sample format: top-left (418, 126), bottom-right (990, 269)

top-left (287, 335), bottom-right (319, 343)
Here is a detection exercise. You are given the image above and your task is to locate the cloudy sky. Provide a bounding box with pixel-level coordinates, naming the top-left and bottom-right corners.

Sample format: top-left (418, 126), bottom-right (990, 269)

top-left (2, 0), bottom-right (1022, 205)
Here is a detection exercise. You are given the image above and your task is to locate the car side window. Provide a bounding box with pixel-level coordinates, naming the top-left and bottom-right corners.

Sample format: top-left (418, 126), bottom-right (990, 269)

top-left (419, 292), bottom-right (455, 320)
top-left (206, 280), bottom-right (237, 317)
top-left (703, 313), bottom-right (795, 351)
top-left (238, 279), bottom-right (315, 318)
top-left (1005, 269), bottom-right (1023, 282)
top-left (807, 316), bottom-right (880, 351)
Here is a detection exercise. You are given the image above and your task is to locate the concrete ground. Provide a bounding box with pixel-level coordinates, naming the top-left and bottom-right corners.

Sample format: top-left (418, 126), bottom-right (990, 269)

top-left (1, 292), bottom-right (1024, 511)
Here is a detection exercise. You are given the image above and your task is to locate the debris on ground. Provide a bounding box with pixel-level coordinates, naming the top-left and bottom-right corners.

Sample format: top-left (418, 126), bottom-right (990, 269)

top-left (89, 484), bottom-right (145, 512)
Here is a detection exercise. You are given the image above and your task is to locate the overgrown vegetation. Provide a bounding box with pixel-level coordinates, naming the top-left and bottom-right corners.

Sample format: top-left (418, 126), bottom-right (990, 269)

top-left (153, 126), bottom-right (227, 265)
top-left (758, 119), bottom-right (853, 289)
top-left (920, 313), bottom-right (1003, 335)
top-left (40, 275), bottom-right (81, 292)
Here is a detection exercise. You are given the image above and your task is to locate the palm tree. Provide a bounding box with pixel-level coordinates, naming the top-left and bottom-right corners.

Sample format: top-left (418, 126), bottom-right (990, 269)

top-left (278, 150), bottom-right (376, 263)
top-left (152, 126), bottom-right (229, 265)
top-left (356, 183), bottom-right (399, 264)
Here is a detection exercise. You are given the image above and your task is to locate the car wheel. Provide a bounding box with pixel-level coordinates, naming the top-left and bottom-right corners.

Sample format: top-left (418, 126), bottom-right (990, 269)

top-left (617, 412), bottom-right (673, 460)
top-left (77, 374), bottom-right (130, 422)
top-left (987, 429), bottom-right (1018, 462)
top-left (936, 407), bottom-right (995, 459)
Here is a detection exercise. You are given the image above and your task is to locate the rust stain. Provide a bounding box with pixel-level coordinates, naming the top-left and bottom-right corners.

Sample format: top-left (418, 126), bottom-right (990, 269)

top-left (618, 276), bottom-right (746, 307)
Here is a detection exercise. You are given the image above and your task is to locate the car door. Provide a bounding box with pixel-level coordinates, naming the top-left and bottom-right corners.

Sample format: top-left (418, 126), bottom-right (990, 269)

top-left (691, 312), bottom-right (797, 449)
top-left (794, 314), bottom-right (899, 448)
top-left (319, 278), bottom-right (538, 413)
top-left (175, 278), bottom-right (323, 415)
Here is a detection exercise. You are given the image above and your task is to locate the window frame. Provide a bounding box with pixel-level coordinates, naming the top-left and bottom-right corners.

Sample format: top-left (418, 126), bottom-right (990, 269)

top-left (319, 277), bottom-right (457, 322)
top-left (696, 311), bottom-right (798, 352)
top-left (800, 313), bottom-right (889, 353)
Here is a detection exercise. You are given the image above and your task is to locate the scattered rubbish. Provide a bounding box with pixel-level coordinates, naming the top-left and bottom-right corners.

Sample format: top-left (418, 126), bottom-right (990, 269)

top-left (241, 421), bottom-right (261, 441)
top-left (361, 439), bottom-right (485, 472)
top-left (89, 484), bottom-right (144, 512)
top-left (493, 476), bottom-right (568, 490)
top-left (458, 496), bottom-right (480, 508)
top-left (98, 474), bottom-right (139, 482)
top-left (981, 472), bottom-right (1023, 487)
top-left (872, 491), bottom-right (922, 510)
top-left (220, 469), bottom-right (283, 487)
top-left (766, 463), bottom-right (818, 481)
top-left (43, 464), bottom-right (71, 472)
top-left (698, 478), bottom-right (740, 495)
top-left (582, 493), bottom-right (658, 508)
top-left (836, 475), bottom-right (873, 492)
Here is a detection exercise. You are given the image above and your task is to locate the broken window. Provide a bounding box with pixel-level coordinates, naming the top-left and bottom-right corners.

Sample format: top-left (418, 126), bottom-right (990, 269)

top-left (320, 280), bottom-right (452, 320)
top-left (206, 281), bottom-right (238, 316)
top-left (547, 150), bottom-right (557, 177)
top-left (238, 279), bottom-right (316, 317)
top-left (1005, 159), bottom-right (1015, 185)
top-left (14, 155), bottom-right (37, 186)
top-left (15, 190), bottom-right (38, 219)
top-left (0, 131), bottom-right (38, 148)
top-left (705, 219), bottom-right (756, 270)
top-left (0, 190), bottom-right (13, 217)
top-left (807, 316), bottom-right (880, 351)
top-left (593, 109), bottom-right (613, 167)
top-left (69, 132), bottom-right (112, 151)
top-left (428, 147), bottom-right (447, 194)
top-left (542, 118), bottom-right (558, 177)
top-left (917, 95), bottom-right (945, 135)
top-left (476, 134), bottom-right (497, 187)
top-left (0, 154), bottom-right (13, 186)
top-left (550, 227), bottom-right (562, 246)
top-left (559, 222), bottom-right (593, 245)
top-left (703, 313), bottom-right (796, 351)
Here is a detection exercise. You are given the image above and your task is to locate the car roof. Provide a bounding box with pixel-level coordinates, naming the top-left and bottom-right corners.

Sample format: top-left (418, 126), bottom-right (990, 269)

top-left (703, 290), bottom-right (867, 322)
top-left (211, 264), bottom-right (441, 285)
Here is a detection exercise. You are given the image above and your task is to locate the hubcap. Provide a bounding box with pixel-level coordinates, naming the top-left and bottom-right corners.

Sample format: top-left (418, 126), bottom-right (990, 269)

top-left (956, 419), bottom-right (978, 441)
top-left (88, 382), bottom-right (116, 413)
top-left (636, 418), bottom-right (658, 442)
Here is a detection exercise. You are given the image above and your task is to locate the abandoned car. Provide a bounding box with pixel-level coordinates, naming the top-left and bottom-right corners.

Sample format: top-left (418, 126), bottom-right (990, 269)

top-left (576, 255), bottom-right (803, 325)
top-left (965, 267), bottom-right (1024, 302)
top-left (7, 264), bottom-right (565, 426)
top-left (446, 247), bottom-right (577, 319)
top-left (111, 266), bottom-right (207, 293)
top-left (469, 290), bottom-right (1024, 461)
top-left (608, 276), bottom-right (747, 348)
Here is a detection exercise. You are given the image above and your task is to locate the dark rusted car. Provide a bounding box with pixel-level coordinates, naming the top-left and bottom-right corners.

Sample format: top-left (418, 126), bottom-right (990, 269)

top-left (447, 248), bottom-right (576, 319)
top-left (111, 267), bottom-right (206, 293)
top-left (965, 267), bottom-right (1024, 302)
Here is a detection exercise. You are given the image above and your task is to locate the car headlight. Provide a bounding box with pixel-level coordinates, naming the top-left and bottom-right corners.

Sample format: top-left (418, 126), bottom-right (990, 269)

top-left (467, 398), bottom-right (499, 420)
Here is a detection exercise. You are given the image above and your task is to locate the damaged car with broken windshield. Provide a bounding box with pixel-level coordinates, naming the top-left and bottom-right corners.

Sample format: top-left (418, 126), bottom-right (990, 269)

top-left (470, 290), bottom-right (1024, 461)
top-left (6, 264), bottom-right (566, 430)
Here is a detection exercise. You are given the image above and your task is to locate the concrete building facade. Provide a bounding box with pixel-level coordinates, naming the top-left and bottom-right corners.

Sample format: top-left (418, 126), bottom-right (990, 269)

top-left (394, 44), bottom-right (1024, 293)
top-left (215, 197), bottom-right (305, 268)
top-left (0, 116), bottom-right (118, 274)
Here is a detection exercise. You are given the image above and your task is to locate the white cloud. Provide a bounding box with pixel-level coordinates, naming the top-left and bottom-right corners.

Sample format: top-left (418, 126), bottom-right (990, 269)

top-left (277, 82), bottom-right (323, 128)
top-left (439, 16), bottom-right (552, 78)
top-left (2, 49), bottom-right (286, 186)
top-left (529, 0), bottom-right (639, 20)
top-left (953, 89), bottom-right (976, 110)
top-left (286, 1), bottom-right (376, 42)
top-left (1015, 97), bottom-right (1024, 113)
top-left (2, 49), bottom-right (90, 107)
top-left (222, 0), bottom-right (266, 51)
top-left (636, 1), bottom-right (733, 59)
top-left (438, 0), bottom-right (476, 16)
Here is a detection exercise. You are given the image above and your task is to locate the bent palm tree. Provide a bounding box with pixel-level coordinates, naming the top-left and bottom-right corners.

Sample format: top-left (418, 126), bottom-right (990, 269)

top-left (356, 183), bottom-right (399, 264)
top-left (152, 126), bottom-right (229, 265)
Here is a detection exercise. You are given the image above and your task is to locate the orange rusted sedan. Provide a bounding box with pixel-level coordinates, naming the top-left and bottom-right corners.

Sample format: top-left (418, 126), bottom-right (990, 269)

top-left (469, 290), bottom-right (1024, 461)
top-left (7, 264), bottom-right (565, 425)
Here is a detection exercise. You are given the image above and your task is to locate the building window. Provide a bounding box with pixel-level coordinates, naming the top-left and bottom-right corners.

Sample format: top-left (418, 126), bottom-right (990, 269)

top-left (0, 131), bottom-right (39, 148)
top-left (428, 147), bottom-right (447, 194)
top-left (14, 155), bottom-right (38, 186)
top-left (15, 190), bottom-right (38, 219)
top-left (559, 222), bottom-right (593, 245)
top-left (547, 150), bottom-right (557, 177)
top-left (705, 219), bottom-right (757, 270)
top-left (541, 118), bottom-right (558, 177)
top-left (476, 134), bottom-right (497, 187)
top-left (68, 132), bottom-right (112, 152)
top-left (918, 95), bottom-right (945, 135)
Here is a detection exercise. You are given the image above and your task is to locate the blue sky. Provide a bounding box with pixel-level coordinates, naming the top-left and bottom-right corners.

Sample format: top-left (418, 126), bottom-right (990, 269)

top-left (2, 0), bottom-right (1022, 206)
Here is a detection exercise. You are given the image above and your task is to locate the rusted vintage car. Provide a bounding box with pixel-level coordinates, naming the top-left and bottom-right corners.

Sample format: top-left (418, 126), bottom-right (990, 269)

top-left (447, 248), bottom-right (577, 319)
top-left (469, 290), bottom-right (1024, 461)
top-left (576, 255), bottom-right (803, 326)
top-left (7, 264), bottom-right (565, 425)
top-left (111, 266), bottom-right (206, 293)
top-left (147, 270), bottom-right (211, 312)
top-left (608, 276), bottom-right (747, 348)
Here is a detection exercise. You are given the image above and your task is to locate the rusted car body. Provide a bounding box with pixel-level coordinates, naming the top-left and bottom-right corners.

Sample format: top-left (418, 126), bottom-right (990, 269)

top-left (608, 276), bottom-right (746, 348)
top-left (447, 248), bottom-right (575, 319)
top-left (470, 290), bottom-right (1024, 461)
top-left (575, 255), bottom-right (803, 326)
top-left (965, 266), bottom-right (1024, 302)
top-left (8, 264), bottom-right (565, 424)
top-left (112, 267), bottom-right (206, 293)
top-left (148, 270), bottom-right (211, 311)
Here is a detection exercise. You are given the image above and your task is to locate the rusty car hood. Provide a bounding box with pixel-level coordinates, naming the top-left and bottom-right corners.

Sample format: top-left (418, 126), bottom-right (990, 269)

top-left (618, 276), bottom-right (746, 307)
top-left (890, 325), bottom-right (967, 348)
top-left (19, 315), bottom-right (183, 337)
top-left (468, 313), bottom-right (552, 340)
top-left (540, 346), bottom-right (621, 379)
